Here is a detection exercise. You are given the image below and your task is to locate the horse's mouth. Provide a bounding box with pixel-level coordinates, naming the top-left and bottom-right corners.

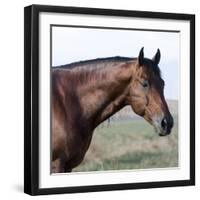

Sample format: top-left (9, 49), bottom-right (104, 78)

top-left (153, 124), bottom-right (171, 136)
top-left (151, 115), bottom-right (173, 136)
top-left (143, 113), bottom-right (173, 136)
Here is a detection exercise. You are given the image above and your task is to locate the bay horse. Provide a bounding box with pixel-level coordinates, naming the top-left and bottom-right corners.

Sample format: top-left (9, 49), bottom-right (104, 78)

top-left (51, 48), bottom-right (173, 173)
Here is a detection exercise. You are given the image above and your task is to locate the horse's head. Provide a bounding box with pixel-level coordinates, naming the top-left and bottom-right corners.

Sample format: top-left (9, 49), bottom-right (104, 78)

top-left (127, 47), bottom-right (173, 136)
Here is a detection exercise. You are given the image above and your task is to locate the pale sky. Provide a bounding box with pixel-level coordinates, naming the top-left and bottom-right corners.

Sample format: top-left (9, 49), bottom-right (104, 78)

top-left (52, 26), bottom-right (179, 100)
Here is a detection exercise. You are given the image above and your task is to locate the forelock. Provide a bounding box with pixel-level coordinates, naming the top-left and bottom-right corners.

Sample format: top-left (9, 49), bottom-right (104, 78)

top-left (142, 58), bottom-right (161, 78)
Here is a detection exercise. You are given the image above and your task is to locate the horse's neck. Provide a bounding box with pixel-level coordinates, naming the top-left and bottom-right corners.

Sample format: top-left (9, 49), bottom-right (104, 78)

top-left (93, 91), bottom-right (128, 127)
top-left (76, 63), bottom-right (133, 128)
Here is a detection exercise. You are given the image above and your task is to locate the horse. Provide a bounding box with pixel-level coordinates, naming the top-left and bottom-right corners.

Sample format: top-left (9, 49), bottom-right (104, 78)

top-left (51, 47), bottom-right (174, 173)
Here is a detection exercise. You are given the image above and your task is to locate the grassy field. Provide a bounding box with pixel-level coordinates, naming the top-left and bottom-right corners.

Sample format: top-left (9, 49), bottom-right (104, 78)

top-left (74, 115), bottom-right (178, 172)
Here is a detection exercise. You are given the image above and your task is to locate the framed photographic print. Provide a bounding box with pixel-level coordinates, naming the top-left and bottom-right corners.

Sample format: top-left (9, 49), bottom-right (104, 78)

top-left (24, 4), bottom-right (195, 195)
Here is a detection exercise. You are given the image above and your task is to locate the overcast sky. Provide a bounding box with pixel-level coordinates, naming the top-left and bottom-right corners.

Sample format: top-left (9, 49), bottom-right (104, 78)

top-left (52, 26), bottom-right (179, 100)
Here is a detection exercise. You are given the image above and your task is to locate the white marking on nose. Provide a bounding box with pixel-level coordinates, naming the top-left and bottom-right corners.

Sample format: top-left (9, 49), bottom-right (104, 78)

top-left (152, 112), bottom-right (164, 135)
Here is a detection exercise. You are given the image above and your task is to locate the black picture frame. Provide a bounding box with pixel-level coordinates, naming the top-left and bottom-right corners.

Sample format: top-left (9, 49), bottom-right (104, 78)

top-left (24, 4), bottom-right (195, 196)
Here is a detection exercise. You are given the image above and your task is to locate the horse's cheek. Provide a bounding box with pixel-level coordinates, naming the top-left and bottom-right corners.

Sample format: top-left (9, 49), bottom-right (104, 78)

top-left (130, 98), bottom-right (146, 116)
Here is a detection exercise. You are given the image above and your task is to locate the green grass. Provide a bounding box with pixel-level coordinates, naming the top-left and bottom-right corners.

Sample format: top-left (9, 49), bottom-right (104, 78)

top-left (74, 116), bottom-right (178, 172)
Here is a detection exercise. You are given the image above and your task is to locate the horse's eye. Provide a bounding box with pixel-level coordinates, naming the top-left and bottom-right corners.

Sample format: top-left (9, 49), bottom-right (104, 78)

top-left (142, 80), bottom-right (149, 88)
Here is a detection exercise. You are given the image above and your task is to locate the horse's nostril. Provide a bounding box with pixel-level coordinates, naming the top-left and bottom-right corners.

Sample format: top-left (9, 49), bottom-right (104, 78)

top-left (161, 118), bottom-right (167, 130)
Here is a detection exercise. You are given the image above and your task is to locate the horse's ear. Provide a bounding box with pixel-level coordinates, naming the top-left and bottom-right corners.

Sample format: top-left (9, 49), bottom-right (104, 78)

top-left (138, 47), bottom-right (144, 66)
top-left (152, 48), bottom-right (161, 65)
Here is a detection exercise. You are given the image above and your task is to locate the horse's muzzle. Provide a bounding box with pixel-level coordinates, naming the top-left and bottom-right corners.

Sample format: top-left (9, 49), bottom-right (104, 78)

top-left (159, 115), bottom-right (174, 136)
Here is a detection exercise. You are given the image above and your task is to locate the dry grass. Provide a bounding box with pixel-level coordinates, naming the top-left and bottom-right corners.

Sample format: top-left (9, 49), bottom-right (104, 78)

top-left (74, 115), bottom-right (178, 172)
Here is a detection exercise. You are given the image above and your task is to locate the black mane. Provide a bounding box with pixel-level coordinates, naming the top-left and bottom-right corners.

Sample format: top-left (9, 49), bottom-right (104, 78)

top-left (52, 56), bottom-right (161, 77)
top-left (52, 56), bottom-right (135, 69)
